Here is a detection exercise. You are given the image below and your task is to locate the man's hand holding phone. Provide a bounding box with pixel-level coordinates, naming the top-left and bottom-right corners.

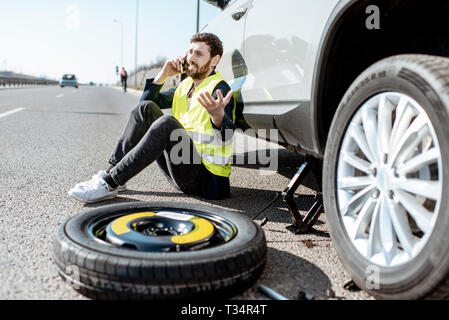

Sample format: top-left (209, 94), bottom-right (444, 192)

top-left (154, 56), bottom-right (187, 85)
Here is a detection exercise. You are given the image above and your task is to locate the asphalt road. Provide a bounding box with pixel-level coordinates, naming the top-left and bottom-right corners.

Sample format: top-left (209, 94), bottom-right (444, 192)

top-left (0, 85), bottom-right (373, 300)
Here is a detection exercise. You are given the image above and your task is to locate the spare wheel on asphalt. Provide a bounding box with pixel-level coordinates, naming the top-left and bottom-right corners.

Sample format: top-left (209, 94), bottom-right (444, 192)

top-left (52, 201), bottom-right (267, 300)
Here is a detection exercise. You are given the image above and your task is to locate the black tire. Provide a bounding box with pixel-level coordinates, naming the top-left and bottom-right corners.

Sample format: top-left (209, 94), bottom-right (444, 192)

top-left (53, 201), bottom-right (266, 300)
top-left (323, 54), bottom-right (449, 299)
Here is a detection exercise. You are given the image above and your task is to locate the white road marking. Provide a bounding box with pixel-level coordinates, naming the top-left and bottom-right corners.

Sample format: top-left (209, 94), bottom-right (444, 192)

top-left (56, 94), bottom-right (64, 98)
top-left (0, 108), bottom-right (25, 119)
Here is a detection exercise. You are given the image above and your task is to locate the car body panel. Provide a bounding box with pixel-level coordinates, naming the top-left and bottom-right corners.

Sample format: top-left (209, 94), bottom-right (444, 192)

top-left (203, 0), bottom-right (340, 155)
top-left (203, 0), bottom-right (251, 91)
top-left (243, 0), bottom-right (338, 102)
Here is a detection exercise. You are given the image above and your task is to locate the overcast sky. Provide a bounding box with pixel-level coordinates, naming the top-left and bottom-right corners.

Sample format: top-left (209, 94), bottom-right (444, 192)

top-left (0, 0), bottom-right (221, 83)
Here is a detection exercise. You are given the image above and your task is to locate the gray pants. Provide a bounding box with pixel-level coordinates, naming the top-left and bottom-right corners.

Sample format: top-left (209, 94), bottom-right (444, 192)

top-left (107, 101), bottom-right (205, 196)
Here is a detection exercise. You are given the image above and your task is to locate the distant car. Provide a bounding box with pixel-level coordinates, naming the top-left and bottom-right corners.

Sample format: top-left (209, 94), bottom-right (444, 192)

top-left (60, 74), bottom-right (78, 88)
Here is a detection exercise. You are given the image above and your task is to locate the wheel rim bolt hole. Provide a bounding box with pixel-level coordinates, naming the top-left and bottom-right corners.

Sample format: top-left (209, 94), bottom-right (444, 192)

top-left (393, 169), bottom-right (399, 178)
top-left (143, 226), bottom-right (177, 236)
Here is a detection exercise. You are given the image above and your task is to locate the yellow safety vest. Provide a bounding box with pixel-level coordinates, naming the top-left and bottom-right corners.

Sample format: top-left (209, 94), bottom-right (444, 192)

top-left (171, 72), bottom-right (235, 177)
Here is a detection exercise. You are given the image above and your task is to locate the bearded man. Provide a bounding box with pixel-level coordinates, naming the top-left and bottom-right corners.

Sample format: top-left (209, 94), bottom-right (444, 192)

top-left (68, 33), bottom-right (236, 203)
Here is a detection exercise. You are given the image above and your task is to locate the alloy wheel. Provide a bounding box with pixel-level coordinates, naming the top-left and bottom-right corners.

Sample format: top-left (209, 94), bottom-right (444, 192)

top-left (336, 92), bottom-right (442, 267)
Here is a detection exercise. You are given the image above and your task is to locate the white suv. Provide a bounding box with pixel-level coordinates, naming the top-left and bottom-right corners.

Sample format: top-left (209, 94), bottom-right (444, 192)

top-left (204, 0), bottom-right (449, 299)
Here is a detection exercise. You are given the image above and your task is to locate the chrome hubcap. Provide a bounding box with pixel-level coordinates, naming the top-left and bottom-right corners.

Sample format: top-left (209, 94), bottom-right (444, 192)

top-left (337, 92), bottom-right (442, 267)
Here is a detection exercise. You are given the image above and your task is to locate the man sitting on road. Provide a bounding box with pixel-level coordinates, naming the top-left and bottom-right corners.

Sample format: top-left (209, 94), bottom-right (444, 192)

top-left (68, 33), bottom-right (235, 203)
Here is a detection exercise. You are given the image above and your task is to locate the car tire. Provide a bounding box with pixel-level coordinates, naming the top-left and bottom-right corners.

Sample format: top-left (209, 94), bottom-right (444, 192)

top-left (53, 201), bottom-right (267, 300)
top-left (323, 54), bottom-right (449, 299)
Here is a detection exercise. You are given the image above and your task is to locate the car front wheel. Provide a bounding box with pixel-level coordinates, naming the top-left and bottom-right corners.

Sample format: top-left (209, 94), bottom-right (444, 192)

top-left (324, 54), bottom-right (449, 299)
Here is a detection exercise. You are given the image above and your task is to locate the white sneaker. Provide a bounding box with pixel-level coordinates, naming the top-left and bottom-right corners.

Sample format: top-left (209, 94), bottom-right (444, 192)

top-left (74, 170), bottom-right (127, 192)
top-left (68, 178), bottom-right (118, 203)
top-left (74, 170), bottom-right (107, 189)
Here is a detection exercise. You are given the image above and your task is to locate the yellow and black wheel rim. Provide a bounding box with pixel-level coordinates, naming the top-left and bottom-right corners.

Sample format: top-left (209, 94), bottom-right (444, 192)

top-left (89, 209), bottom-right (237, 252)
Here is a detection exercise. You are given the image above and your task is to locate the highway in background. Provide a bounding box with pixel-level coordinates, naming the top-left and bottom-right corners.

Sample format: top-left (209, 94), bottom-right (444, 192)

top-left (0, 85), bottom-right (372, 300)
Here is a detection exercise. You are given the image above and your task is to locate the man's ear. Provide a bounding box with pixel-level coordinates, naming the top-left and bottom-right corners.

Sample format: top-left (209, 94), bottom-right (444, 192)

top-left (212, 55), bottom-right (221, 68)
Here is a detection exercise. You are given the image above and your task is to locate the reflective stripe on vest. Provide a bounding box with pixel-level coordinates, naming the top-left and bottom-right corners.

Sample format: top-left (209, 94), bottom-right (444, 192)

top-left (187, 131), bottom-right (233, 147)
top-left (171, 72), bottom-right (235, 177)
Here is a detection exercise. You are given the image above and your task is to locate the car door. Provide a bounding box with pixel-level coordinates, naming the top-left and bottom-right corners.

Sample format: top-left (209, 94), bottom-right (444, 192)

top-left (204, 0), bottom-right (253, 92)
top-left (241, 0), bottom-right (339, 150)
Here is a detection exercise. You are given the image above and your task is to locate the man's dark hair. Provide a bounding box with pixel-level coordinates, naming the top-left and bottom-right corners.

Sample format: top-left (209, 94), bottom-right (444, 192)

top-left (190, 33), bottom-right (223, 58)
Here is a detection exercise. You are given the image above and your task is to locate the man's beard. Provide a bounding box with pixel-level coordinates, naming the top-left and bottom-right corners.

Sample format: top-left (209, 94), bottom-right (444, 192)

top-left (186, 59), bottom-right (212, 80)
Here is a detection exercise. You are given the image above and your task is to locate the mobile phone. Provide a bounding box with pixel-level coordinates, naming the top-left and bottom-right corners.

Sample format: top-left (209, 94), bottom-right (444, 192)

top-left (180, 55), bottom-right (188, 73)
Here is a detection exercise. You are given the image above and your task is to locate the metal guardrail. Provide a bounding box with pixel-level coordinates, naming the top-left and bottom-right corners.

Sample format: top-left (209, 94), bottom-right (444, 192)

top-left (0, 76), bottom-right (59, 88)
